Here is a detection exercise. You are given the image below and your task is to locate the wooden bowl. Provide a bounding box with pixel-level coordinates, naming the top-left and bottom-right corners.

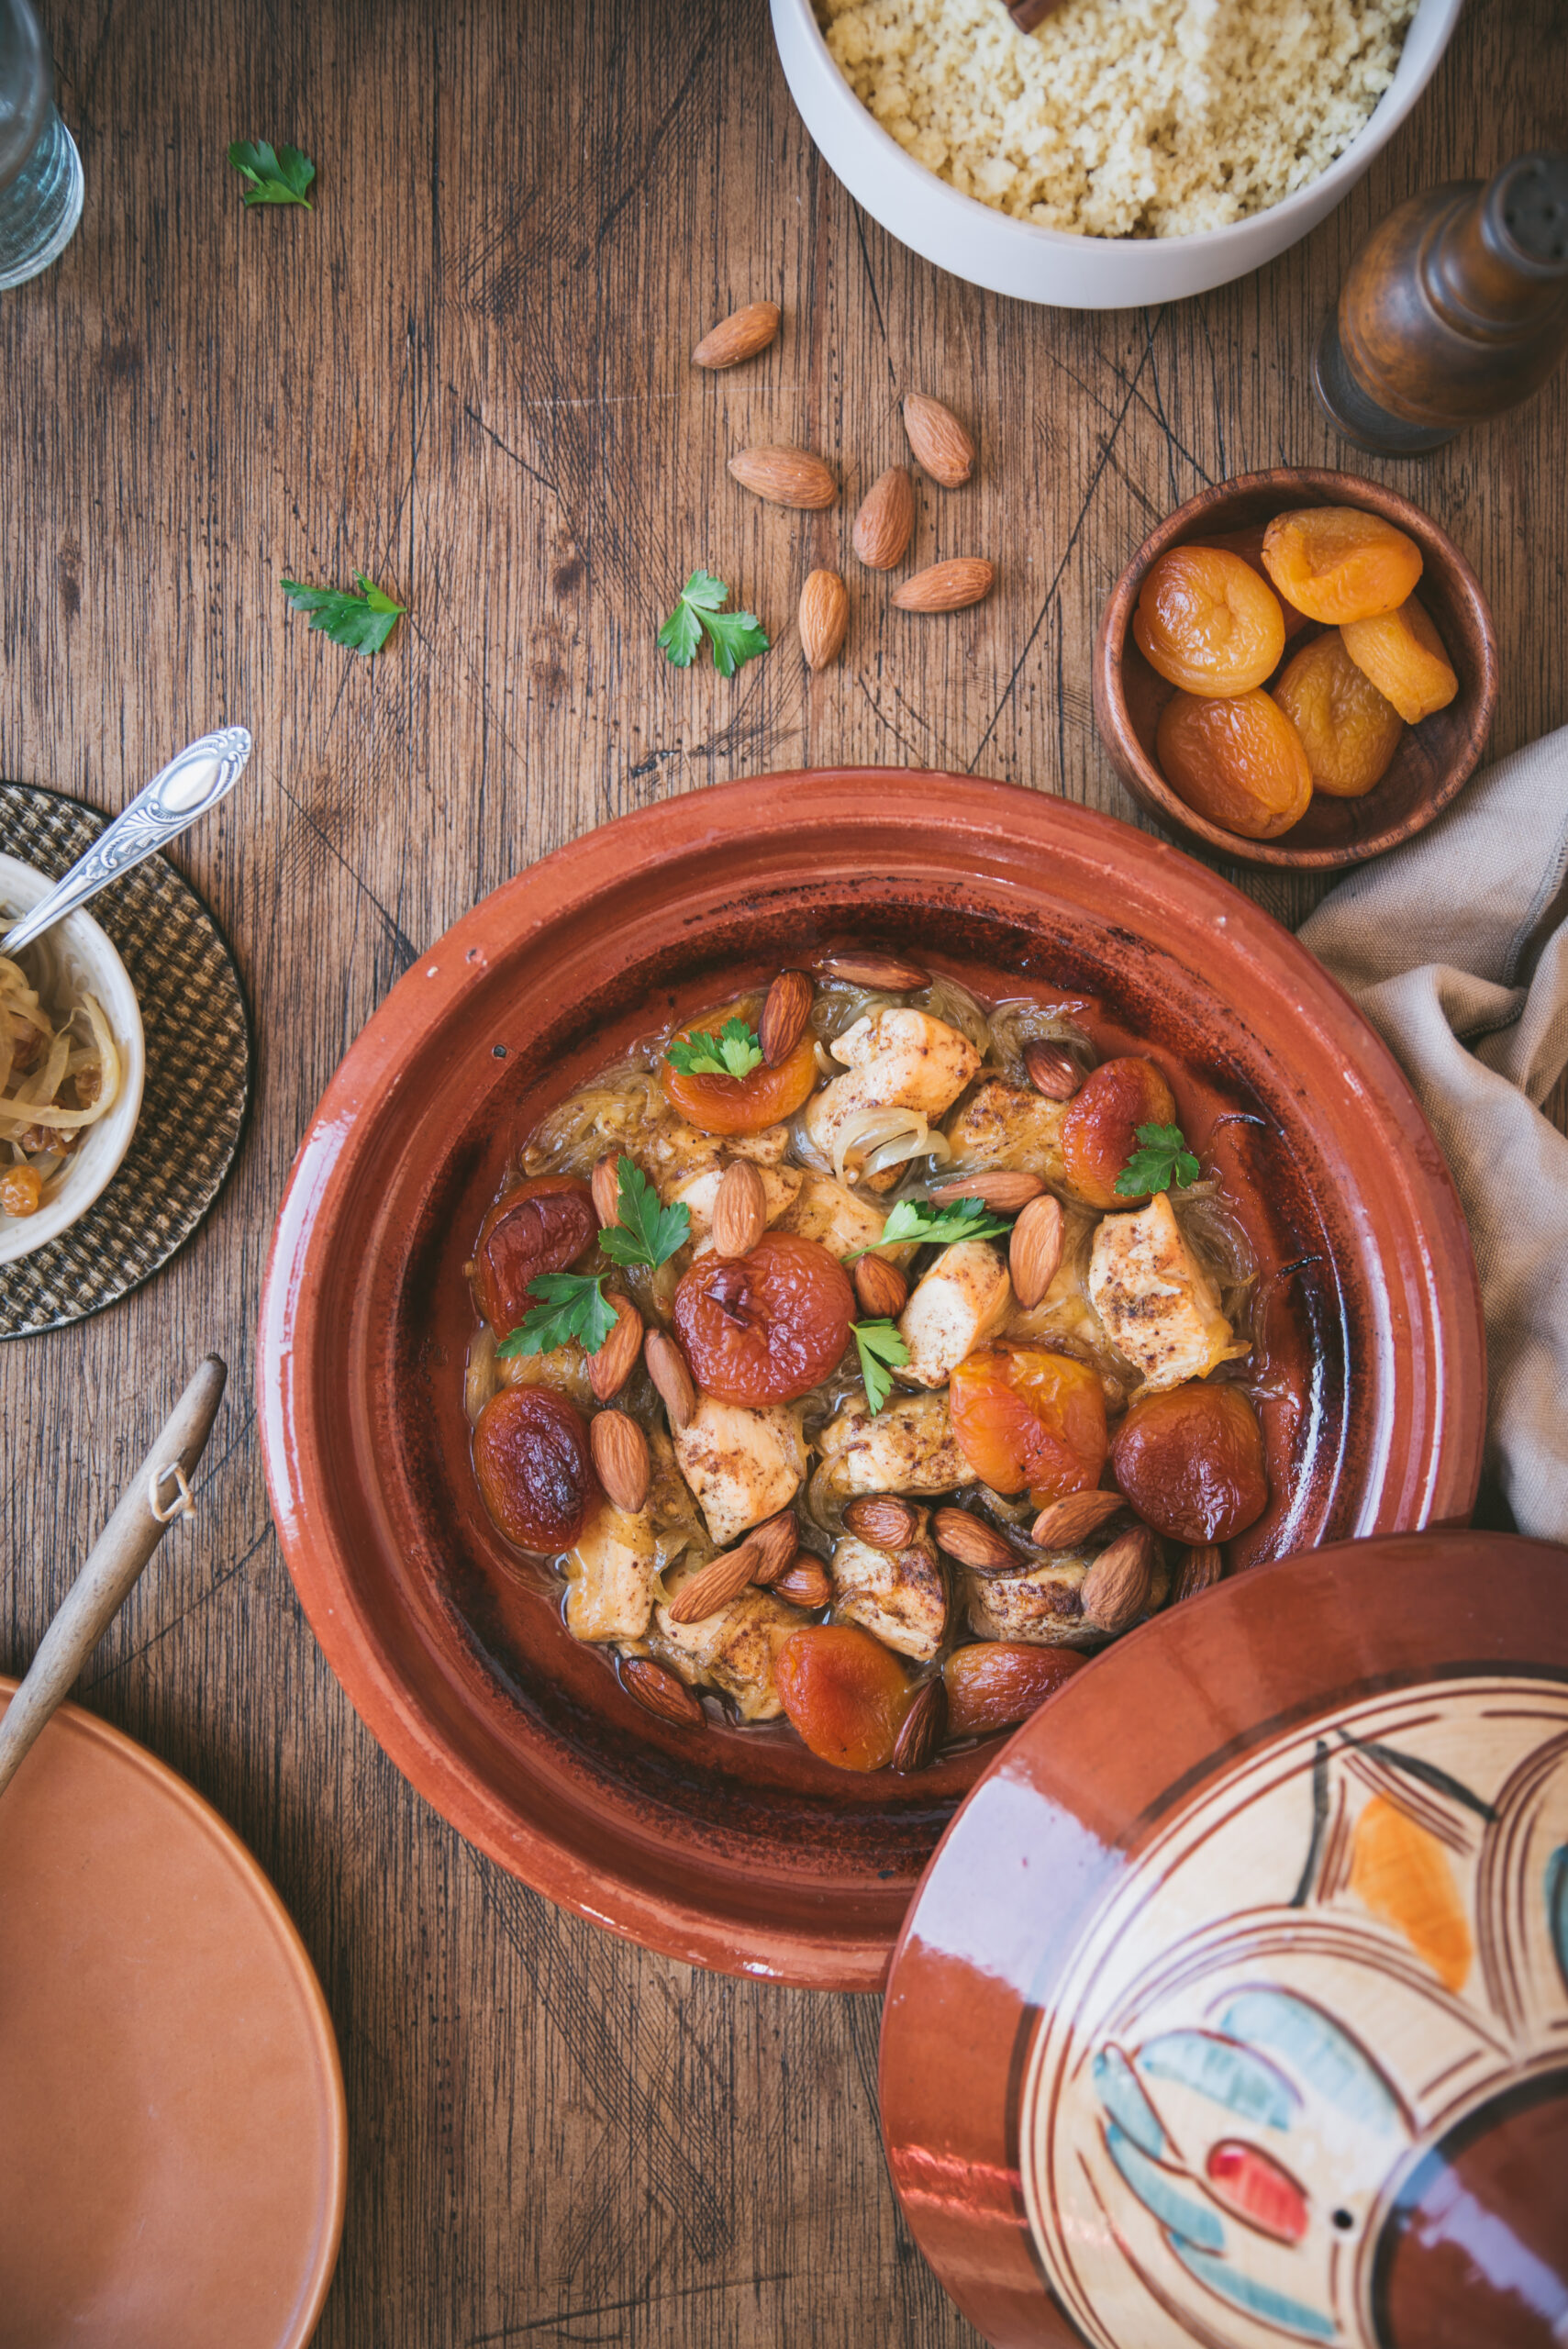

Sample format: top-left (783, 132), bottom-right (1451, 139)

top-left (1093, 468), bottom-right (1499, 871)
top-left (256, 773), bottom-right (1485, 1991)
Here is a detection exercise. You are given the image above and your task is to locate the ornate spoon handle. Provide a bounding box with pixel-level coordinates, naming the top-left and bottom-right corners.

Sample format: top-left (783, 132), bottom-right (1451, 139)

top-left (1, 724), bottom-right (252, 955)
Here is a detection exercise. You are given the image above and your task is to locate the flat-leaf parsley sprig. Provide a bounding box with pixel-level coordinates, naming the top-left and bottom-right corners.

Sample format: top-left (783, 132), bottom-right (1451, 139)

top-left (658, 569), bottom-right (769, 677)
top-left (281, 570), bottom-right (406, 658)
top-left (844, 1196), bottom-right (1014, 1263)
top-left (497, 1159), bottom-right (691, 1361)
top-left (1115, 1122), bottom-right (1201, 1198)
top-left (665, 1017), bottom-right (764, 1081)
top-left (598, 1156), bottom-right (691, 1271)
top-left (852, 1320), bottom-right (910, 1416)
top-left (228, 139), bottom-right (316, 208)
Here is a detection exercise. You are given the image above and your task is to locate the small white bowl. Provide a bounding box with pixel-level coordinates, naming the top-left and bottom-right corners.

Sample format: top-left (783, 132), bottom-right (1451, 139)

top-left (770, 0), bottom-right (1464, 307)
top-left (0, 853), bottom-right (146, 1266)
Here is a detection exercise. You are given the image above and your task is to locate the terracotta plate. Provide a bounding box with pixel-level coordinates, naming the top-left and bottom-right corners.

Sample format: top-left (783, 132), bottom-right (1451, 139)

top-left (257, 771), bottom-right (1485, 1990)
top-left (0, 1686), bottom-right (345, 2349)
top-left (880, 1531), bottom-right (1568, 2349)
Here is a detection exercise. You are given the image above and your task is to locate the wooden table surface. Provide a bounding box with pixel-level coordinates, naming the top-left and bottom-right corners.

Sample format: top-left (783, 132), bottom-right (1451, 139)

top-left (3, 3), bottom-right (1564, 2343)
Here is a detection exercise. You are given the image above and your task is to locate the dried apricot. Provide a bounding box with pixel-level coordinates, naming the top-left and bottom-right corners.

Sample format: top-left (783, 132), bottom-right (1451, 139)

top-left (473, 1387), bottom-right (600, 1553)
top-left (1132, 546), bottom-right (1286, 696)
top-left (945, 1642), bottom-right (1087, 1738)
top-left (1272, 630), bottom-right (1405, 798)
top-left (1340, 595), bottom-right (1459, 725)
top-left (473, 1175), bottom-right (597, 1333)
top-left (1197, 525), bottom-right (1312, 640)
top-left (949, 1345), bottom-right (1107, 1508)
top-left (661, 1006), bottom-right (817, 1135)
top-left (1060, 1056), bottom-right (1178, 1209)
top-left (673, 1230), bottom-right (854, 1405)
top-left (1156, 690), bottom-right (1313, 841)
top-left (775, 1624), bottom-right (909, 1771)
top-left (1261, 507), bottom-right (1422, 626)
top-left (1110, 1381), bottom-right (1267, 1542)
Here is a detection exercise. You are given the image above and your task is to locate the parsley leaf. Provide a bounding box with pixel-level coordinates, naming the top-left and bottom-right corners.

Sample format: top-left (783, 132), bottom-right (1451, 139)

top-left (495, 1272), bottom-right (617, 1360)
top-left (281, 570), bottom-right (406, 657)
top-left (598, 1155), bottom-right (691, 1271)
top-left (844, 1196), bottom-right (1015, 1263)
top-left (1114, 1121), bottom-right (1202, 1198)
top-left (228, 139), bottom-right (316, 208)
top-left (658, 569), bottom-right (769, 677)
top-left (852, 1319), bottom-right (911, 1416)
top-left (665, 1016), bottom-right (764, 1080)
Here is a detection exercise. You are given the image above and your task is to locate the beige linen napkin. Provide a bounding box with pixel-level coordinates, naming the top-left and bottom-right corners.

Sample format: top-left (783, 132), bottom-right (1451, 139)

top-left (1298, 727), bottom-right (1568, 1541)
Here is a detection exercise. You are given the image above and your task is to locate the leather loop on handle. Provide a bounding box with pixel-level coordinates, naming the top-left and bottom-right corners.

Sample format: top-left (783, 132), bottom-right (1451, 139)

top-left (0, 1355), bottom-right (228, 1800)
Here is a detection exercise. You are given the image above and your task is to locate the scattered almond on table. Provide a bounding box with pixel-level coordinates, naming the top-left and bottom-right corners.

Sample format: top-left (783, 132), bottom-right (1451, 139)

top-left (799, 568), bottom-right (850, 668)
top-left (692, 300), bottom-right (781, 371)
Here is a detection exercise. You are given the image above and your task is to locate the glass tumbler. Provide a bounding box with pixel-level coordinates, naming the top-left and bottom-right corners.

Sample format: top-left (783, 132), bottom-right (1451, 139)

top-left (0, 0), bottom-right (82, 290)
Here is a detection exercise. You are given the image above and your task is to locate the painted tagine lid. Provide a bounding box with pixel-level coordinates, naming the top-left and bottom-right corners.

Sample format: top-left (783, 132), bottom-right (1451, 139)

top-left (879, 1531), bottom-right (1568, 2349)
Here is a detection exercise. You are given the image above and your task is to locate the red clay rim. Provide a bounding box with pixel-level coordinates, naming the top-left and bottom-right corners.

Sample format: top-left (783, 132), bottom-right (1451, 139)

top-left (257, 771), bottom-right (1486, 1988)
top-left (1093, 465), bottom-right (1499, 872)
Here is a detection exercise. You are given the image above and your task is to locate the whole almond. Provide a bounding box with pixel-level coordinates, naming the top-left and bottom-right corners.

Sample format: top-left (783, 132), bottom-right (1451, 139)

top-left (774, 1554), bottom-right (833, 1611)
top-left (1173, 1543), bottom-right (1223, 1603)
top-left (843, 1494), bottom-right (919, 1553)
top-left (590, 1409), bottom-right (651, 1513)
top-left (852, 466), bottom-right (916, 570)
top-left (928, 1170), bottom-right (1043, 1212)
top-left (728, 446), bottom-right (838, 509)
top-left (933, 1507), bottom-right (1019, 1575)
top-left (1081, 1525), bottom-right (1156, 1634)
top-left (711, 1159), bottom-right (767, 1258)
top-left (892, 1676), bottom-right (948, 1774)
top-left (692, 299), bottom-right (781, 371)
top-left (591, 1153), bottom-right (622, 1227)
top-left (666, 1540), bottom-right (760, 1625)
top-left (622, 1654), bottom-right (706, 1728)
top-left (1030, 1488), bottom-right (1127, 1549)
top-left (1009, 1194), bottom-right (1064, 1310)
top-left (589, 1294), bottom-right (643, 1402)
top-left (853, 1253), bottom-right (908, 1319)
top-left (813, 949), bottom-right (929, 990)
top-left (1022, 1040), bottom-right (1082, 1101)
top-left (645, 1329), bottom-right (697, 1431)
top-left (760, 969), bottom-right (813, 1066)
top-left (893, 558), bottom-right (995, 614)
top-left (800, 569), bottom-right (850, 670)
top-left (748, 1509), bottom-right (800, 1586)
top-left (902, 393), bottom-right (976, 488)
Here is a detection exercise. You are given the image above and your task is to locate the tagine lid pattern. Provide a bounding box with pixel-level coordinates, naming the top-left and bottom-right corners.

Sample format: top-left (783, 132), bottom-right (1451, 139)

top-left (878, 1531), bottom-right (1568, 2349)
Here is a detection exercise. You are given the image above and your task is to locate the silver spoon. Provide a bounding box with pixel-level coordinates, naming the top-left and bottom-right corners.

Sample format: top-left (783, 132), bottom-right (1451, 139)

top-left (1, 725), bottom-right (252, 956)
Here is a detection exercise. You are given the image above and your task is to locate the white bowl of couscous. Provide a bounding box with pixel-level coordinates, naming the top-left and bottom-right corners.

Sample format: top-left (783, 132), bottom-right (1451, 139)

top-left (770, 0), bottom-right (1465, 307)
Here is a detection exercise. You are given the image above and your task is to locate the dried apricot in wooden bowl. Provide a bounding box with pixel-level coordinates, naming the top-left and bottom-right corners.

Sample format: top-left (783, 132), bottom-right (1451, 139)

top-left (1261, 505), bottom-right (1423, 625)
top-left (1132, 546), bottom-right (1285, 696)
top-left (1156, 690), bottom-right (1313, 841)
top-left (1273, 631), bottom-right (1405, 799)
top-left (1341, 594), bottom-right (1460, 724)
top-left (1093, 466), bottom-right (1497, 869)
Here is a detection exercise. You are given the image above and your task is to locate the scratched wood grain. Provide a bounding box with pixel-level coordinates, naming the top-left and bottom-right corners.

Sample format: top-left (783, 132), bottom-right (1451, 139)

top-left (1, 2), bottom-right (1563, 2342)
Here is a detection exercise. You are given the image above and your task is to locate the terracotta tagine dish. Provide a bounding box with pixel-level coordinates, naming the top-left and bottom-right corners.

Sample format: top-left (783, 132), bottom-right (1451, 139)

top-left (880, 1530), bottom-right (1568, 2349)
top-left (257, 772), bottom-right (1485, 1989)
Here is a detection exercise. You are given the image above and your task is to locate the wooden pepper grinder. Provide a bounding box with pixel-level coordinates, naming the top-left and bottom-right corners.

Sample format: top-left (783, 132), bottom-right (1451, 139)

top-left (1316, 150), bottom-right (1568, 454)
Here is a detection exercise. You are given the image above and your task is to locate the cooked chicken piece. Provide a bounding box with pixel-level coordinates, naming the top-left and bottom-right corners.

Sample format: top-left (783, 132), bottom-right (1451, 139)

top-left (565, 1502), bottom-right (659, 1643)
top-left (672, 1396), bottom-right (806, 1546)
top-left (648, 1120), bottom-right (791, 1191)
top-left (497, 1337), bottom-right (595, 1409)
top-left (999, 1214), bottom-right (1128, 1410)
top-left (943, 1077), bottom-right (1068, 1180)
top-left (965, 1542), bottom-right (1170, 1648)
top-left (1087, 1193), bottom-right (1248, 1393)
top-left (817, 1390), bottom-right (974, 1498)
top-left (673, 1160), bottom-right (803, 1253)
top-left (774, 1172), bottom-right (906, 1263)
top-left (831, 1516), bottom-right (947, 1662)
top-left (804, 1008), bottom-right (981, 1174)
top-left (897, 1240), bottom-right (1011, 1387)
top-left (650, 1576), bottom-right (802, 1721)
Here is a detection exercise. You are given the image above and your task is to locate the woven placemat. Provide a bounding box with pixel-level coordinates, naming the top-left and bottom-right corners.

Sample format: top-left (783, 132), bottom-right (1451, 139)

top-left (0, 782), bottom-right (252, 1339)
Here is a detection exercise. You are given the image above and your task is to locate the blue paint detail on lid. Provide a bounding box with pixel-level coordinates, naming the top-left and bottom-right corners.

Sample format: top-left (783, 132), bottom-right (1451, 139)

top-left (1219, 1988), bottom-right (1398, 2134)
top-left (1103, 2122), bottom-right (1225, 2254)
top-left (1138, 2030), bottom-right (1296, 2131)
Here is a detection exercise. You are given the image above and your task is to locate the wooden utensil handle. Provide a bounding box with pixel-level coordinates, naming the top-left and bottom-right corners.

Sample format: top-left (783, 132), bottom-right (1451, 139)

top-left (0, 1355), bottom-right (228, 1800)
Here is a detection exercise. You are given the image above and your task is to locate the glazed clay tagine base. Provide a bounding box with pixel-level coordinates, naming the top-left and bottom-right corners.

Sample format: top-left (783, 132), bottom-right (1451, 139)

top-left (259, 771), bottom-right (1484, 1991)
top-left (879, 1532), bottom-right (1568, 2349)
